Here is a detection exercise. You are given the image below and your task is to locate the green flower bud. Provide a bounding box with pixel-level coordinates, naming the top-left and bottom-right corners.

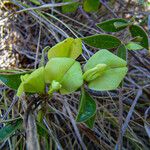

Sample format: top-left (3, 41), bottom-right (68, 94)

top-left (48, 80), bottom-right (62, 94)
top-left (83, 64), bottom-right (107, 82)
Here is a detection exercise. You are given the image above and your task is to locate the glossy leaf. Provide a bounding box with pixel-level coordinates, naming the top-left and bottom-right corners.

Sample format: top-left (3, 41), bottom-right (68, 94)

top-left (82, 34), bottom-right (121, 49)
top-left (84, 49), bottom-right (127, 91)
top-left (0, 71), bottom-right (31, 90)
top-left (129, 25), bottom-right (149, 50)
top-left (0, 119), bottom-right (23, 142)
top-left (17, 67), bottom-right (45, 97)
top-left (83, 0), bottom-right (100, 12)
top-left (117, 44), bottom-right (127, 60)
top-left (62, 0), bottom-right (79, 13)
top-left (44, 58), bottom-right (83, 94)
top-left (126, 42), bottom-right (143, 50)
top-left (48, 38), bottom-right (82, 60)
top-left (76, 88), bottom-right (96, 129)
top-left (97, 18), bottom-right (128, 32)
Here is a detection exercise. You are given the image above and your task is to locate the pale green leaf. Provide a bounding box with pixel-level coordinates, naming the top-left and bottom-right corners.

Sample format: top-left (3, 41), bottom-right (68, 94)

top-left (60, 61), bottom-right (83, 94)
top-left (44, 58), bottom-right (83, 94)
top-left (48, 38), bottom-right (82, 59)
top-left (84, 49), bottom-right (127, 70)
top-left (126, 42), bottom-right (143, 50)
top-left (45, 58), bottom-right (75, 83)
top-left (84, 49), bottom-right (127, 91)
top-left (82, 34), bottom-right (121, 49)
top-left (88, 67), bottom-right (127, 91)
top-left (17, 67), bottom-right (45, 97)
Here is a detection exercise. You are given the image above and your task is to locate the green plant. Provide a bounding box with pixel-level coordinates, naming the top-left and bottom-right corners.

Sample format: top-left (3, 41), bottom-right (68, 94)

top-left (0, 17), bottom-right (149, 139)
top-left (95, 18), bottom-right (149, 51)
top-left (61, 0), bottom-right (101, 13)
top-left (28, 0), bottom-right (102, 13)
top-left (0, 37), bottom-right (128, 128)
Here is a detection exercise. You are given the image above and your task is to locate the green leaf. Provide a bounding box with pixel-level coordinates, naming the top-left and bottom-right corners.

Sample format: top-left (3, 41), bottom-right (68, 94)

top-left (44, 58), bottom-right (83, 94)
top-left (117, 44), bottom-right (127, 60)
top-left (0, 119), bottom-right (23, 142)
top-left (0, 71), bottom-right (31, 90)
top-left (82, 34), bottom-right (121, 49)
top-left (17, 67), bottom-right (45, 97)
top-left (129, 25), bottom-right (149, 50)
top-left (84, 49), bottom-right (127, 91)
top-left (126, 42), bottom-right (143, 50)
top-left (96, 18), bottom-right (128, 32)
top-left (84, 114), bottom-right (96, 129)
top-left (76, 88), bottom-right (96, 129)
top-left (29, 0), bottom-right (41, 5)
top-left (62, 0), bottom-right (79, 13)
top-left (83, 0), bottom-right (100, 12)
top-left (48, 38), bottom-right (82, 60)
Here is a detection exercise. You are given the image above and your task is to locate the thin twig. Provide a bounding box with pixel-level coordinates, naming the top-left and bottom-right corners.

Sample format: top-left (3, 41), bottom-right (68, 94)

top-left (2, 96), bottom-right (18, 120)
top-left (21, 95), bottom-right (40, 150)
top-left (34, 25), bottom-right (42, 69)
top-left (43, 117), bottom-right (63, 150)
top-left (26, 113), bottom-right (40, 150)
top-left (129, 51), bottom-right (150, 73)
top-left (117, 89), bottom-right (123, 150)
top-left (15, 1), bottom-right (79, 13)
top-left (115, 89), bottom-right (143, 149)
top-left (122, 89), bottom-right (142, 135)
top-left (99, 0), bottom-right (118, 18)
top-left (64, 99), bottom-right (87, 150)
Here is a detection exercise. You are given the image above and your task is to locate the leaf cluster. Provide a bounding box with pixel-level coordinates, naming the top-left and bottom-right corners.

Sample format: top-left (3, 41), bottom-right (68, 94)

top-left (0, 17), bottom-right (149, 128)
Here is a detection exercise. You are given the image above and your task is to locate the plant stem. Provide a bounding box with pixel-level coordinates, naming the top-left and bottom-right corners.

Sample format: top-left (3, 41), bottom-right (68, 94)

top-left (21, 94), bottom-right (40, 150)
top-left (26, 113), bottom-right (40, 150)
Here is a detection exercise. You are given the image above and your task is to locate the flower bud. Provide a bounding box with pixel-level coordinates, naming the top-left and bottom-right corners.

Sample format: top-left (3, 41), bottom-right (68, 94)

top-left (83, 64), bottom-right (107, 82)
top-left (48, 80), bottom-right (62, 94)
